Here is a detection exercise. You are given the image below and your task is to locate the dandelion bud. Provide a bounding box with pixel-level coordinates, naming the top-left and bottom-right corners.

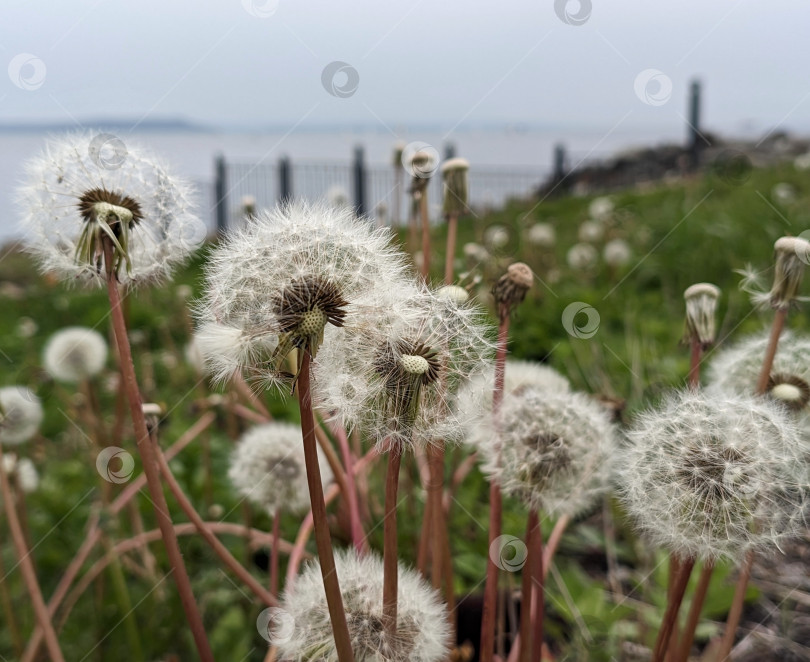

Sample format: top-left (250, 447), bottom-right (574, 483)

top-left (769, 236), bottom-right (810, 309)
top-left (683, 283), bottom-right (721, 348)
top-left (441, 157), bottom-right (469, 217)
top-left (278, 550), bottom-right (451, 662)
top-left (0, 387), bottom-right (43, 446)
top-left (228, 422), bottom-right (332, 515)
top-left (43, 327), bottom-right (108, 383)
top-left (492, 262), bottom-right (533, 320)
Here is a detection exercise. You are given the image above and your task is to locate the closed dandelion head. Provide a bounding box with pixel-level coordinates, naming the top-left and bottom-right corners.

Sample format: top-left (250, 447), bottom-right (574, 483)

top-left (619, 389), bottom-right (809, 562)
top-left (707, 330), bottom-right (810, 421)
top-left (2, 454), bottom-right (39, 493)
top-left (227, 422), bottom-right (332, 515)
top-left (435, 285), bottom-right (469, 305)
top-left (683, 283), bottom-right (721, 348)
top-left (315, 286), bottom-right (494, 450)
top-left (196, 202), bottom-right (411, 390)
top-left (43, 326), bottom-right (107, 383)
top-left (456, 360), bottom-right (570, 450)
top-left (479, 387), bottom-right (616, 517)
top-left (277, 550), bottom-right (451, 662)
top-left (492, 262), bottom-right (533, 320)
top-left (0, 387), bottom-right (43, 446)
top-left (18, 133), bottom-right (201, 286)
top-left (441, 157), bottom-right (469, 217)
top-left (769, 236), bottom-right (810, 309)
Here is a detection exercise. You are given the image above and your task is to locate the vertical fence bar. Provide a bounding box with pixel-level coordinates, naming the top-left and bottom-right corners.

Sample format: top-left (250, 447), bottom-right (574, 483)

top-left (353, 146), bottom-right (367, 216)
top-left (214, 154), bottom-right (227, 234)
top-left (278, 156), bottom-right (292, 204)
top-left (687, 79), bottom-right (703, 170)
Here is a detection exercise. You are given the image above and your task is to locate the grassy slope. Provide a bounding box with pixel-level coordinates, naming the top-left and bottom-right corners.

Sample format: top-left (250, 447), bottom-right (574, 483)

top-left (1, 161), bottom-right (807, 659)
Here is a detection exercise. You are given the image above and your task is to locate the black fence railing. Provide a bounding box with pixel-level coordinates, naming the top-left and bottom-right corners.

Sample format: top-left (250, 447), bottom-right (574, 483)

top-left (208, 150), bottom-right (550, 232)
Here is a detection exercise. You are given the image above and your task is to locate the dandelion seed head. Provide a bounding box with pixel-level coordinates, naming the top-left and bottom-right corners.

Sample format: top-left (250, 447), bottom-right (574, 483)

top-left (603, 238), bottom-right (632, 268)
top-left (527, 222), bottom-right (556, 248)
top-left (0, 387), bottom-right (43, 446)
top-left (2, 454), bottom-right (39, 493)
top-left (277, 550), bottom-right (451, 662)
top-left (479, 387), bottom-right (616, 517)
top-left (43, 326), bottom-right (107, 383)
top-left (619, 389), bottom-right (809, 562)
top-left (566, 242), bottom-right (598, 270)
top-left (18, 132), bottom-right (201, 286)
top-left (227, 422), bottom-right (332, 515)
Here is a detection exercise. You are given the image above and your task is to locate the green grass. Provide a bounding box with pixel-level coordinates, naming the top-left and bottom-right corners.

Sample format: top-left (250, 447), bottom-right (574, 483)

top-left (1, 161), bottom-right (807, 660)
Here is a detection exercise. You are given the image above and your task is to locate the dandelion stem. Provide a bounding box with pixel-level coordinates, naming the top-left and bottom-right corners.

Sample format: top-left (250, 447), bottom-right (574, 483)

top-left (154, 439), bottom-right (277, 607)
top-left (531, 514), bottom-right (545, 662)
top-left (688, 337), bottom-right (702, 389)
top-left (296, 350), bottom-right (354, 662)
top-left (0, 443), bottom-right (65, 662)
top-left (271, 508), bottom-right (281, 598)
top-left (755, 306), bottom-right (788, 394)
top-left (717, 550), bottom-right (754, 661)
top-left (102, 238), bottom-right (214, 662)
top-left (445, 212), bottom-right (458, 285)
top-left (651, 557), bottom-right (695, 662)
top-left (518, 510), bottom-right (541, 662)
top-left (0, 546), bottom-right (23, 657)
top-left (420, 192), bottom-right (431, 279)
top-left (480, 315), bottom-right (510, 662)
top-left (382, 448), bottom-right (402, 637)
top-left (541, 513), bottom-right (570, 580)
top-left (676, 560), bottom-right (714, 662)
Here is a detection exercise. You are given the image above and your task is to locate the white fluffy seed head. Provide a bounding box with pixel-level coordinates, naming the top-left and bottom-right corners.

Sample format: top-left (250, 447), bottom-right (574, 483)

top-left (619, 389), bottom-right (809, 563)
top-left (277, 550), bottom-right (452, 662)
top-left (227, 422), bottom-right (332, 515)
top-left (196, 202), bottom-right (412, 390)
top-left (578, 220), bottom-right (604, 243)
top-left (18, 132), bottom-right (202, 287)
top-left (455, 360), bottom-right (570, 450)
top-left (43, 327), bottom-right (107, 383)
top-left (2, 454), bottom-right (39, 493)
top-left (0, 387), bottom-right (43, 446)
top-left (315, 285), bottom-right (494, 450)
top-left (603, 239), bottom-right (632, 268)
top-left (479, 387), bottom-right (617, 517)
top-left (566, 243), bottom-right (598, 270)
top-left (527, 222), bottom-right (556, 248)
top-left (588, 196), bottom-right (614, 221)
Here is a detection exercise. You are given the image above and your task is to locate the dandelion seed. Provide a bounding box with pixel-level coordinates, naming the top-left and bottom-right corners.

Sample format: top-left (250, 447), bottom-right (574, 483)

top-left (43, 327), bottom-right (107, 383)
top-left (228, 422), bottom-right (333, 515)
top-left (18, 133), bottom-right (201, 286)
top-left (478, 387), bottom-right (616, 517)
top-left (619, 389), bottom-right (809, 562)
top-left (0, 387), bottom-right (43, 446)
top-left (277, 550), bottom-right (452, 662)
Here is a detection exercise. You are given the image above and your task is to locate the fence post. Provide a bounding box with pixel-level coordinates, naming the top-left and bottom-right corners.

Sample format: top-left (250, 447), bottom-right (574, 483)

top-left (278, 155), bottom-right (292, 204)
top-left (687, 79), bottom-right (703, 170)
top-left (444, 142), bottom-right (456, 160)
top-left (352, 146), bottom-right (367, 216)
top-left (214, 154), bottom-right (227, 234)
top-left (552, 143), bottom-right (567, 183)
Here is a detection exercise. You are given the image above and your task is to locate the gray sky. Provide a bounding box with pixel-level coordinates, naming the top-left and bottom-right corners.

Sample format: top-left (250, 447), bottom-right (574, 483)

top-left (2, 0), bottom-right (810, 135)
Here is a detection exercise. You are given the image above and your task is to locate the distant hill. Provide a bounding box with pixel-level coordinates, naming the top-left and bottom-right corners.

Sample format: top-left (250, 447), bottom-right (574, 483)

top-left (0, 118), bottom-right (212, 133)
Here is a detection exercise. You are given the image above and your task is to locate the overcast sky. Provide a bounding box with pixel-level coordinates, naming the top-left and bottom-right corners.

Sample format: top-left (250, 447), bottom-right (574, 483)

top-left (1, 0), bottom-right (809, 136)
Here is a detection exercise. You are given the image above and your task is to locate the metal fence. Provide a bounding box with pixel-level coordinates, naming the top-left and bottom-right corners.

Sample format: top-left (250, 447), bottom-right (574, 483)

top-left (208, 150), bottom-right (550, 231)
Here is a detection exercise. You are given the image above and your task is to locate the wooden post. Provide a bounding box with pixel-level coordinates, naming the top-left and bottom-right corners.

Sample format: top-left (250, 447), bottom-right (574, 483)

top-left (687, 79), bottom-right (703, 170)
top-left (553, 144), bottom-right (566, 184)
top-left (353, 146), bottom-right (367, 216)
top-left (278, 155), bottom-right (292, 204)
